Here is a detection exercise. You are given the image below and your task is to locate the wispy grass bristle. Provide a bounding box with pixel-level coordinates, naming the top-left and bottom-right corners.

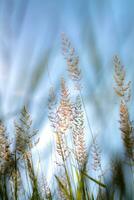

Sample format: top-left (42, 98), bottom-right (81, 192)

top-left (61, 33), bottom-right (81, 90)
top-left (15, 106), bottom-right (38, 157)
top-left (91, 136), bottom-right (101, 172)
top-left (71, 95), bottom-right (87, 169)
top-left (113, 55), bottom-right (131, 102)
top-left (119, 100), bottom-right (134, 160)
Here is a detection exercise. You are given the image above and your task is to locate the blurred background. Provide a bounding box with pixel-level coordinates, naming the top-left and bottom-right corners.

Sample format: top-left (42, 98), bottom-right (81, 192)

top-left (0, 0), bottom-right (134, 181)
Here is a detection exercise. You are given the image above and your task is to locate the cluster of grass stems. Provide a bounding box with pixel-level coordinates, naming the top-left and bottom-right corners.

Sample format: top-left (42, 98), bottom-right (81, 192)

top-left (0, 34), bottom-right (134, 200)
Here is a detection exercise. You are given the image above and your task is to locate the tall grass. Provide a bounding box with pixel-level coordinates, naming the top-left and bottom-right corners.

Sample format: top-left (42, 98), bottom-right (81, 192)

top-left (0, 35), bottom-right (133, 200)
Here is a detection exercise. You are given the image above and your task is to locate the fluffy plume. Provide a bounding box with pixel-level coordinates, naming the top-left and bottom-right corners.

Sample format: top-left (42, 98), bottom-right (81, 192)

top-left (0, 120), bottom-right (13, 174)
top-left (0, 121), bottom-right (10, 164)
top-left (119, 100), bottom-right (134, 160)
top-left (71, 95), bottom-right (87, 169)
top-left (55, 132), bottom-right (69, 162)
top-left (14, 106), bottom-right (38, 157)
top-left (113, 55), bottom-right (131, 102)
top-left (61, 33), bottom-right (81, 90)
top-left (48, 79), bottom-right (72, 162)
top-left (48, 79), bottom-right (72, 133)
top-left (91, 136), bottom-right (101, 171)
top-left (57, 78), bottom-right (73, 132)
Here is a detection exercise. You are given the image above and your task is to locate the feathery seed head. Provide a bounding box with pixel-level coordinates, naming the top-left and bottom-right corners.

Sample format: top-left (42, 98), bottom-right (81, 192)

top-left (15, 106), bottom-right (38, 157)
top-left (119, 100), bottom-right (134, 160)
top-left (0, 120), bottom-right (13, 174)
top-left (55, 131), bottom-right (69, 162)
top-left (71, 95), bottom-right (87, 169)
top-left (61, 33), bottom-right (81, 90)
top-left (91, 136), bottom-right (101, 171)
top-left (113, 55), bottom-right (131, 102)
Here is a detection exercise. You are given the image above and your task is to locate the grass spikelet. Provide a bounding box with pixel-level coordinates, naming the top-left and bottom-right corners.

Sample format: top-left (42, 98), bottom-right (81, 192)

top-left (61, 33), bottom-right (81, 90)
top-left (71, 95), bottom-right (87, 169)
top-left (48, 79), bottom-right (72, 133)
top-left (91, 136), bottom-right (101, 172)
top-left (0, 121), bottom-right (10, 165)
top-left (119, 100), bottom-right (134, 160)
top-left (48, 86), bottom-right (68, 161)
top-left (14, 106), bottom-right (38, 157)
top-left (0, 120), bottom-right (13, 175)
top-left (48, 79), bottom-right (72, 162)
top-left (57, 78), bottom-right (73, 132)
top-left (113, 55), bottom-right (131, 102)
top-left (55, 132), bottom-right (69, 162)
